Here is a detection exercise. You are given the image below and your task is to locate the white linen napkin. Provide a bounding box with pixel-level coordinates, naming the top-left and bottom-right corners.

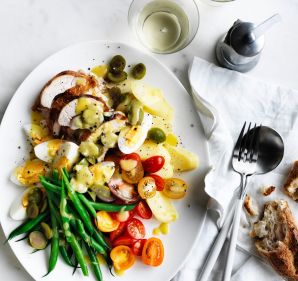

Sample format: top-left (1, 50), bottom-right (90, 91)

top-left (173, 57), bottom-right (298, 281)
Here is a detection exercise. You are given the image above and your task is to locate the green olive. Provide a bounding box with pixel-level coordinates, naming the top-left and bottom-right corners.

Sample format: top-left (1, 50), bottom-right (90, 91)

top-left (109, 55), bottom-right (126, 74)
top-left (28, 188), bottom-right (43, 205)
top-left (107, 71), bottom-right (127, 83)
top-left (40, 198), bottom-right (48, 213)
top-left (128, 99), bottom-right (144, 125)
top-left (26, 202), bottom-right (39, 219)
top-left (132, 63), bottom-right (146, 80)
top-left (29, 231), bottom-right (47, 250)
top-left (148, 127), bottom-right (166, 144)
top-left (109, 87), bottom-right (124, 108)
top-left (116, 93), bottom-right (134, 113)
top-left (41, 222), bottom-right (53, 240)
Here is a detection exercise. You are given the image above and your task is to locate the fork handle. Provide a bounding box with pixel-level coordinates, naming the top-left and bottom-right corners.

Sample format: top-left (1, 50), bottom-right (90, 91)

top-left (198, 203), bottom-right (235, 281)
top-left (222, 198), bottom-right (243, 281)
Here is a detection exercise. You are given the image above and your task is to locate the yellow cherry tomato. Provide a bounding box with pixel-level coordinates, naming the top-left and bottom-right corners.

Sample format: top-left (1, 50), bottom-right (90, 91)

top-left (110, 245), bottom-right (136, 271)
top-left (95, 211), bottom-right (120, 232)
top-left (163, 178), bottom-right (188, 199)
top-left (138, 177), bottom-right (156, 199)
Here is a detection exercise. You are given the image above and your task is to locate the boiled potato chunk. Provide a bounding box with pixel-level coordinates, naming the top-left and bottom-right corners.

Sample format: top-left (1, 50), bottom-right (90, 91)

top-left (131, 81), bottom-right (173, 122)
top-left (151, 115), bottom-right (172, 135)
top-left (136, 140), bottom-right (173, 178)
top-left (146, 191), bottom-right (178, 223)
top-left (164, 144), bottom-right (199, 172)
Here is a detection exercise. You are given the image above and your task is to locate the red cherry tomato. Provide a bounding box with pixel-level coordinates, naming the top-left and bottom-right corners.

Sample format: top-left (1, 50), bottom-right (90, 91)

top-left (126, 218), bottom-right (145, 239)
top-left (142, 156), bottom-right (165, 173)
top-left (110, 222), bottom-right (126, 242)
top-left (148, 174), bottom-right (165, 191)
top-left (136, 201), bottom-right (153, 219)
top-left (112, 235), bottom-right (136, 247)
top-left (132, 239), bottom-right (147, 256)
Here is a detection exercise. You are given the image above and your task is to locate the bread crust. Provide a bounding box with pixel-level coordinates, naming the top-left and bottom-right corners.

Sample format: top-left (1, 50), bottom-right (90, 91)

top-left (254, 201), bottom-right (298, 281)
top-left (284, 161), bottom-right (298, 200)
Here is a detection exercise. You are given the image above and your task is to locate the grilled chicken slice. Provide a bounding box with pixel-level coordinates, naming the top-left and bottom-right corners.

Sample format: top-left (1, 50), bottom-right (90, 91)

top-left (32, 70), bottom-right (97, 111)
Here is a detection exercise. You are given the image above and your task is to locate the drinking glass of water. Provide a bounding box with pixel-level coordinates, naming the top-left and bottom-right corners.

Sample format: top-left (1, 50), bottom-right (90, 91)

top-left (128, 0), bottom-right (199, 54)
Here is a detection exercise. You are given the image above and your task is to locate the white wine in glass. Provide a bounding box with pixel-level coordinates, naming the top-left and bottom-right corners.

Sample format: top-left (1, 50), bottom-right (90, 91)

top-left (129, 0), bottom-right (199, 54)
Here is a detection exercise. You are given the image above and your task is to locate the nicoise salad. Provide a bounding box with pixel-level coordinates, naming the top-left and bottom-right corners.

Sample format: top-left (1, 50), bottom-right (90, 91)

top-left (8, 54), bottom-right (199, 279)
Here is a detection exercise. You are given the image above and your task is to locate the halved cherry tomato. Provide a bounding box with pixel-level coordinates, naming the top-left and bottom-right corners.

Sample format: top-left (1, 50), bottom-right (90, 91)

top-left (141, 237), bottom-right (164, 266)
top-left (126, 218), bottom-right (145, 239)
top-left (136, 201), bottom-right (152, 219)
top-left (148, 174), bottom-right (165, 191)
top-left (137, 176), bottom-right (156, 199)
top-left (110, 245), bottom-right (136, 271)
top-left (120, 153), bottom-right (141, 171)
top-left (110, 211), bottom-right (131, 222)
top-left (122, 161), bottom-right (144, 184)
top-left (142, 156), bottom-right (165, 173)
top-left (112, 235), bottom-right (136, 247)
top-left (163, 178), bottom-right (188, 199)
top-left (110, 222), bottom-right (127, 242)
top-left (132, 239), bottom-right (147, 256)
top-left (95, 211), bottom-right (120, 232)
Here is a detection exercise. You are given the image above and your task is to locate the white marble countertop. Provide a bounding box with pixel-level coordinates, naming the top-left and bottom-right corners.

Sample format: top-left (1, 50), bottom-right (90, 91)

top-left (1, 0), bottom-right (298, 280)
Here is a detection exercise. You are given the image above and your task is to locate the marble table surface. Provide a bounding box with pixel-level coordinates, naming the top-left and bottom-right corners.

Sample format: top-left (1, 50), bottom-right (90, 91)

top-left (1, 0), bottom-right (298, 280)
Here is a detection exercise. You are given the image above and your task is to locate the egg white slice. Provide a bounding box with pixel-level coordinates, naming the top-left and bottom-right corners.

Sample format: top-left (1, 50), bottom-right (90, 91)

top-left (118, 113), bottom-right (152, 154)
top-left (34, 139), bottom-right (64, 163)
top-left (53, 141), bottom-right (80, 169)
top-left (9, 187), bottom-right (35, 220)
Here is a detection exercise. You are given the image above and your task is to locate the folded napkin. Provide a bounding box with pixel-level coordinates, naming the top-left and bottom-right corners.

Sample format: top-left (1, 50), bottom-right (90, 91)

top-left (174, 57), bottom-right (298, 281)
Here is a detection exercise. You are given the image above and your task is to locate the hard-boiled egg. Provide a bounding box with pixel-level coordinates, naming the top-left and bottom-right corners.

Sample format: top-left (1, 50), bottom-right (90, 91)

top-left (52, 141), bottom-right (79, 171)
top-left (118, 113), bottom-right (152, 154)
top-left (34, 139), bottom-right (64, 163)
top-left (11, 159), bottom-right (47, 186)
top-left (23, 124), bottom-right (50, 146)
top-left (9, 187), bottom-right (38, 220)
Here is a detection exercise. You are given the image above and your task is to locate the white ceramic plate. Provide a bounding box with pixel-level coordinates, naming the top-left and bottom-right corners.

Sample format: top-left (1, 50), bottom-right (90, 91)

top-left (0, 41), bottom-right (209, 281)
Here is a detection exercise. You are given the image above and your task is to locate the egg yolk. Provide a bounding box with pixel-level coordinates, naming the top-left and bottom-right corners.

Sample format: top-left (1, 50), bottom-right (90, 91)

top-left (123, 126), bottom-right (143, 147)
top-left (15, 159), bottom-right (47, 185)
top-left (53, 156), bottom-right (70, 172)
top-left (47, 139), bottom-right (63, 157)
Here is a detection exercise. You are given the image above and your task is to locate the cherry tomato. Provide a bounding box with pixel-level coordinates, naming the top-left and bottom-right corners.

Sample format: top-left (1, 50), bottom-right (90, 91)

top-left (110, 222), bottom-right (126, 242)
top-left (148, 174), bottom-right (165, 191)
top-left (126, 218), bottom-right (145, 239)
top-left (110, 245), bottom-right (136, 271)
top-left (120, 153), bottom-right (141, 171)
top-left (132, 239), bottom-right (147, 256)
top-left (95, 211), bottom-right (120, 232)
top-left (142, 156), bottom-right (165, 173)
top-left (163, 178), bottom-right (188, 199)
top-left (141, 238), bottom-right (164, 267)
top-left (112, 235), bottom-right (136, 247)
top-left (136, 201), bottom-right (152, 219)
top-left (122, 161), bottom-right (144, 184)
top-left (137, 176), bottom-right (156, 199)
top-left (110, 211), bottom-right (131, 222)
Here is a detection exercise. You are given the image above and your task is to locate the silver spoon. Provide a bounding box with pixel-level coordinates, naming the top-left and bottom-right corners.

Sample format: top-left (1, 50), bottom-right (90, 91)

top-left (199, 126), bottom-right (284, 281)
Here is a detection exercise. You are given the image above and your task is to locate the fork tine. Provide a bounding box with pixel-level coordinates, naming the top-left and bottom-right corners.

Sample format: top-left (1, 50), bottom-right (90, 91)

top-left (251, 125), bottom-right (262, 162)
top-left (246, 123), bottom-right (257, 162)
top-left (239, 122), bottom-right (251, 161)
top-left (233, 122), bottom-right (246, 158)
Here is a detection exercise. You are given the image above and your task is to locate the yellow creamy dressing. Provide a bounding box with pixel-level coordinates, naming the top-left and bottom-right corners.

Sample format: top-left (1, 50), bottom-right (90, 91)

top-left (153, 223), bottom-right (169, 235)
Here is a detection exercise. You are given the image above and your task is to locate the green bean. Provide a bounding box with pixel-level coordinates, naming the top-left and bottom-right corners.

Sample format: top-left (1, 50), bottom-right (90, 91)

top-left (77, 193), bottom-right (97, 218)
top-left (6, 211), bottom-right (48, 242)
top-left (85, 242), bottom-right (103, 281)
top-left (89, 201), bottom-right (136, 212)
top-left (59, 245), bottom-right (76, 267)
top-left (60, 178), bottom-right (88, 276)
top-left (52, 169), bottom-right (59, 181)
top-left (75, 219), bottom-right (106, 255)
top-left (61, 169), bottom-right (109, 249)
top-left (40, 176), bottom-right (60, 194)
top-left (43, 193), bottom-right (59, 276)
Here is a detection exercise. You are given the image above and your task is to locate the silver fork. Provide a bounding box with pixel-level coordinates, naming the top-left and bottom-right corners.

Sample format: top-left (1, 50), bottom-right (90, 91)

top-left (222, 122), bottom-right (261, 281)
top-left (198, 122), bottom-right (261, 281)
